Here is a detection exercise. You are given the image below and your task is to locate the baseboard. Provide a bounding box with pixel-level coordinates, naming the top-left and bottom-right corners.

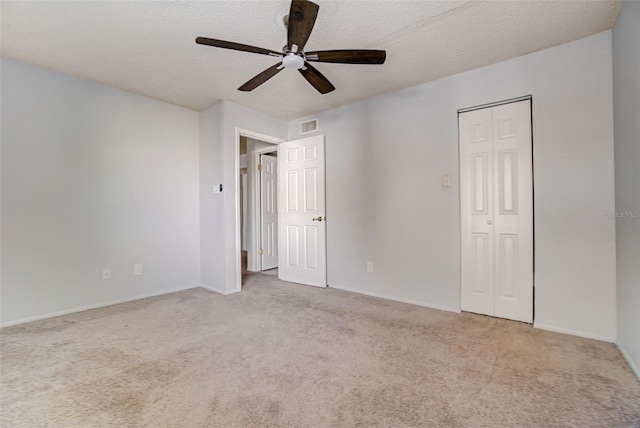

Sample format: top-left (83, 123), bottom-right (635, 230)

top-left (533, 322), bottom-right (616, 343)
top-left (329, 284), bottom-right (461, 314)
top-left (617, 342), bottom-right (640, 380)
top-left (199, 284), bottom-right (240, 296)
top-left (0, 284), bottom-right (200, 328)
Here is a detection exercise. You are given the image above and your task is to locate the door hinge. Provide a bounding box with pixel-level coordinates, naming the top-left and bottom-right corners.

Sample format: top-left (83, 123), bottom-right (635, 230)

top-left (258, 249), bottom-right (263, 255)
top-left (258, 164), bottom-right (263, 171)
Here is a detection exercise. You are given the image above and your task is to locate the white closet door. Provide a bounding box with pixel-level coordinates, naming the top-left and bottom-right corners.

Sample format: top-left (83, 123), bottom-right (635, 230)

top-left (460, 100), bottom-right (533, 323)
top-left (460, 107), bottom-right (496, 317)
top-left (491, 101), bottom-right (533, 322)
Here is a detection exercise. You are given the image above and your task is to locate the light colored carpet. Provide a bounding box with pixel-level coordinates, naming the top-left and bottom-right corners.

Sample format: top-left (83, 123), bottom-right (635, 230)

top-left (260, 268), bottom-right (278, 277)
top-left (240, 250), bottom-right (278, 278)
top-left (2, 274), bottom-right (639, 427)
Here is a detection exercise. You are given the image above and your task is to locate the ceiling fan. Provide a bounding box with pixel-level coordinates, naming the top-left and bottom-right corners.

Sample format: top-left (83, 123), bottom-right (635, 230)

top-left (195, 0), bottom-right (386, 94)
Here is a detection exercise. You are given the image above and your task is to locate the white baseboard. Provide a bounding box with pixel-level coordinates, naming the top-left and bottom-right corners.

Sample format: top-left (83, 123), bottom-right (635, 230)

top-left (199, 284), bottom-right (240, 296)
top-left (533, 322), bottom-right (616, 343)
top-left (329, 284), bottom-right (461, 314)
top-left (617, 342), bottom-right (640, 380)
top-left (0, 284), bottom-right (201, 328)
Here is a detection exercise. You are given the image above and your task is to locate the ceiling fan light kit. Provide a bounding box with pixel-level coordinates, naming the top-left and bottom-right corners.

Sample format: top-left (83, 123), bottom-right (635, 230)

top-left (282, 53), bottom-right (304, 70)
top-left (196, 0), bottom-right (386, 94)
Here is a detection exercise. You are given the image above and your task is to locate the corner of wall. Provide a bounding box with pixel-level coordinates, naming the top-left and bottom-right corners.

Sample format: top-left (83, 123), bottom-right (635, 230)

top-left (612, 0), bottom-right (640, 380)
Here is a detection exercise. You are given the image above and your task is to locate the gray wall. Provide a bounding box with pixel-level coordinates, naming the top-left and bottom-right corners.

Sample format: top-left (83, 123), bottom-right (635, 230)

top-left (613, 0), bottom-right (640, 377)
top-left (1, 58), bottom-right (201, 324)
top-left (289, 31), bottom-right (617, 341)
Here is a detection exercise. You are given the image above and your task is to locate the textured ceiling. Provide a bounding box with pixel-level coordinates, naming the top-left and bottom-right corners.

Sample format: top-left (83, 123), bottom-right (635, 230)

top-left (1, 1), bottom-right (621, 120)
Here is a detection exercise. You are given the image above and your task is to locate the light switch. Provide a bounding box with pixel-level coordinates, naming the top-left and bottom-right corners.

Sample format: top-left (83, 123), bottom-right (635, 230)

top-left (442, 175), bottom-right (451, 187)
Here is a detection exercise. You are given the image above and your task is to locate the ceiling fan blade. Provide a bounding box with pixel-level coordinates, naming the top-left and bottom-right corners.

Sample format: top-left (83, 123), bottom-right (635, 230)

top-left (196, 37), bottom-right (282, 57)
top-left (305, 50), bottom-right (386, 64)
top-left (238, 63), bottom-right (284, 91)
top-left (287, 0), bottom-right (319, 52)
top-left (299, 62), bottom-right (335, 94)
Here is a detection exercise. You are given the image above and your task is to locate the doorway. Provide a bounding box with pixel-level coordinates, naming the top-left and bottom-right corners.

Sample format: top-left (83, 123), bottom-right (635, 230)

top-left (235, 130), bottom-right (283, 291)
top-left (258, 152), bottom-right (278, 273)
top-left (240, 146), bottom-right (279, 284)
top-left (458, 97), bottom-right (534, 323)
top-left (234, 131), bottom-right (328, 292)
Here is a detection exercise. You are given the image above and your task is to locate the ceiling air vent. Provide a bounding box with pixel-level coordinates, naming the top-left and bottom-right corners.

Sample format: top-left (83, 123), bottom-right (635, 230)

top-left (300, 119), bottom-right (318, 135)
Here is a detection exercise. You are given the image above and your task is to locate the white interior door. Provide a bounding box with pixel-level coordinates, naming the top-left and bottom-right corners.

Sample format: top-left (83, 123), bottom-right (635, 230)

top-left (260, 154), bottom-right (278, 270)
top-left (277, 135), bottom-right (327, 287)
top-left (460, 99), bottom-right (533, 323)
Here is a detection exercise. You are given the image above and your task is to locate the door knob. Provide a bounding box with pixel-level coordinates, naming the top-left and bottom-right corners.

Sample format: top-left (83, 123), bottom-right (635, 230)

top-left (312, 216), bottom-right (324, 222)
top-left (487, 220), bottom-right (493, 225)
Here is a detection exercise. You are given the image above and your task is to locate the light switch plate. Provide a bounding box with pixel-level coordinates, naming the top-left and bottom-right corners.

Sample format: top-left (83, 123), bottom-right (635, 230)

top-left (442, 175), bottom-right (451, 187)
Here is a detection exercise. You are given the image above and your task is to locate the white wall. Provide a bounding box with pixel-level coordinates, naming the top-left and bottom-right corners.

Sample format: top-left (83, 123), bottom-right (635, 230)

top-left (222, 103), bottom-right (286, 292)
top-left (199, 101), bottom-right (286, 294)
top-left (288, 31), bottom-right (617, 341)
top-left (199, 102), bottom-right (224, 291)
top-left (612, 0), bottom-right (640, 377)
top-left (1, 58), bottom-right (201, 325)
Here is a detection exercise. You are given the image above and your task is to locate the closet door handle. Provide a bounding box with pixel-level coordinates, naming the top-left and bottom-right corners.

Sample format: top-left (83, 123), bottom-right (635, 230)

top-left (487, 220), bottom-right (493, 225)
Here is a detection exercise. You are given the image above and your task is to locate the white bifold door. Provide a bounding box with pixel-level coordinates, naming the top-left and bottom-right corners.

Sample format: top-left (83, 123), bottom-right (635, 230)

top-left (260, 154), bottom-right (278, 270)
top-left (278, 135), bottom-right (327, 288)
top-left (459, 100), bottom-right (533, 323)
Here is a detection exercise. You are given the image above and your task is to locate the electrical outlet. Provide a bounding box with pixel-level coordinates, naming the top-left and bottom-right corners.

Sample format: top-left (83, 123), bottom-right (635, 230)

top-left (134, 264), bottom-right (143, 275)
top-left (102, 268), bottom-right (111, 280)
top-left (367, 262), bottom-right (374, 273)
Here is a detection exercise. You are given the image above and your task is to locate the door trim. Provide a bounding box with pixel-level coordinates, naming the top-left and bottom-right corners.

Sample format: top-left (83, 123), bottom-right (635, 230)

top-left (458, 95), bottom-right (532, 114)
top-left (234, 128), bottom-right (284, 293)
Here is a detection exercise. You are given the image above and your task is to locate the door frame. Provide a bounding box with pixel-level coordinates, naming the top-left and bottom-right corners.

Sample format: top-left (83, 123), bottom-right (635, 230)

top-left (234, 128), bottom-right (284, 293)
